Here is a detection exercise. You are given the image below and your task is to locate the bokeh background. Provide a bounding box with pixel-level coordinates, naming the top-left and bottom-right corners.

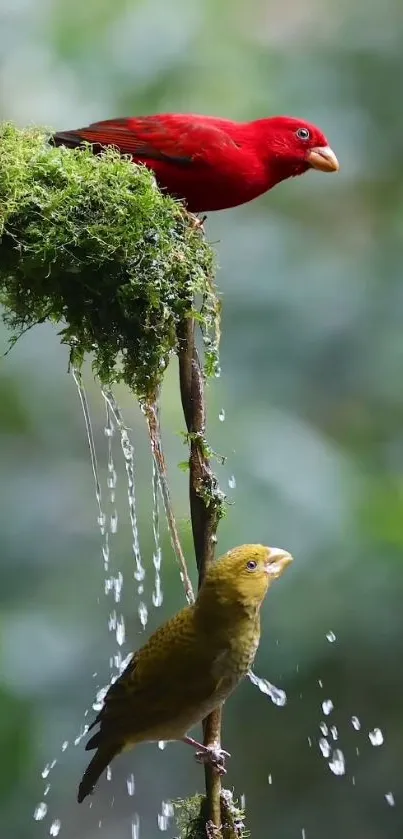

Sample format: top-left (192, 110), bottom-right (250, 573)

top-left (1, 0), bottom-right (403, 837)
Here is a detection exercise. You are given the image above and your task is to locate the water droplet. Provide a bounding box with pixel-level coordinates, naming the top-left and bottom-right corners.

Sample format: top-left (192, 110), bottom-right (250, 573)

top-left (41, 764), bottom-right (51, 779)
top-left (116, 615), bottom-right (125, 646)
top-left (138, 602), bottom-right (148, 628)
top-left (127, 774), bottom-right (135, 796)
top-left (228, 475), bottom-right (236, 489)
top-left (385, 792), bottom-right (395, 807)
top-left (106, 766), bottom-right (112, 781)
top-left (328, 749), bottom-right (345, 776)
top-left (351, 716), bottom-right (361, 731)
top-left (44, 785), bottom-right (50, 796)
top-left (326, 631), bottom-right (336, 643)
top-left (110, 511), bottom-right (118, 533)
top-left (240, 794), bottom-right (246, 809)
top-left (158, 740), bottom-right (166, 750)
top-left (322, 699), bottom-right (334, 716)
top-left (268, 773), bottom-right (273, 784)
top-left (152, 590), bottom-right (164, 608)
top-left (330, 725), bottom-right (338, 741)
top-left (307, 737), bottom-right (312, 748)
top-left (356, 746), bottom-right (360, 756)
top-left (369, 728), bottom-right (384, 746)
top-left (131, 813), bottom-right (140, 839)
top-left (301, 830), bottom-right (306, 839)
top-left (247, 670), bottom-right (286, 706)
top-left (157, 800), bottom-right (174, 831)
top-left (34, 802), bottom-right (48, 821)
top-left (318, 679), bottom-right (323, 688)
top-left (50, 819), bottom-right (61, 836)
top-left (319, 722), bottom-right (328, 736)
top-left (113, 573), bottom-right (123, 603)
top-left (319, 738), bottom-right (331, 758)
top-left (61, 741), bottom-right (69, 752)
top-left (219, 409), bottom-right (225, 422)
top-left (352, 776), bottom-right (356, 786)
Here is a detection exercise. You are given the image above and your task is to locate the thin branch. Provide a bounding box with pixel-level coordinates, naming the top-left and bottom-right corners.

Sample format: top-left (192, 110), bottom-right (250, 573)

top-left (177, 316), bottom-right (224, 833)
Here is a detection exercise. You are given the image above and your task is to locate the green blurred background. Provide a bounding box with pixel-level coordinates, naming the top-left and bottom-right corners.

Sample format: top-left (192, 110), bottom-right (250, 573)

top-left (1, 0), bottom-right (403, 837)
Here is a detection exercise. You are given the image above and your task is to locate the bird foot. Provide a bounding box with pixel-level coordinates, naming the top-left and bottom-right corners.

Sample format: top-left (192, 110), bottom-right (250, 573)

top-left (194, 745), bottom-right (230, 775)
top-left (189, 213), bottom-right (207, 233)
top-left (206, 820), bottom-right (223, 839)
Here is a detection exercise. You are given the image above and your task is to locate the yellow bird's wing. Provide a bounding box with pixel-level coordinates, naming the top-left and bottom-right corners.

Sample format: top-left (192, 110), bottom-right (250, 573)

top-left (86, 607), bottom-right (224, 749)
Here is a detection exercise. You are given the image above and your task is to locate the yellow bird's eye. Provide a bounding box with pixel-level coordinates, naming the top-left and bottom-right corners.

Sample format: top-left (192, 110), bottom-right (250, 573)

top-left (246, 560), bottom-right (257, 572)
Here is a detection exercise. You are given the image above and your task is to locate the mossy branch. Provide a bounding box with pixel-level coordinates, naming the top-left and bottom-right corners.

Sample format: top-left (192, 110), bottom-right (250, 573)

top-left (0, 123), bottom-right (219, 400)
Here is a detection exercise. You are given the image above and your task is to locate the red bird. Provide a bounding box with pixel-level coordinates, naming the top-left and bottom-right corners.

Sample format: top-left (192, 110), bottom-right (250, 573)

top-left (52, 113), bottom-right (339, 213)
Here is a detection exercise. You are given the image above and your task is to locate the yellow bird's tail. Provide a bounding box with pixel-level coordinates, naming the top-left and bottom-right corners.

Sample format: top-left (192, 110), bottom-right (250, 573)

top-left (77, 743), bottom-right (122, 803)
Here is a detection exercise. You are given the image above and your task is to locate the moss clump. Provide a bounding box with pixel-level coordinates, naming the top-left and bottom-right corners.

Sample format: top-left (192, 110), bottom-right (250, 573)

top-left (0, 123), bottom-right (219, 399)
top-left (174, 791), bottom-right (248, 839)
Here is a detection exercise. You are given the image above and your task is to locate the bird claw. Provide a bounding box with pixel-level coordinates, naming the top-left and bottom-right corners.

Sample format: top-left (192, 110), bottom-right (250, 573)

top-left (189, 213), bottom-right (207, 233)
top-left (194, 746), bottom-right (230, 774)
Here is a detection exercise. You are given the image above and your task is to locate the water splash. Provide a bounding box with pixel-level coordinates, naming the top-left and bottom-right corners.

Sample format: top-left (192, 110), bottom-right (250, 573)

top-left (247, 669), bottom-right (286, 707)
top-left (385, 792), bottom-right (395, 806)
top-left (369, 728), bottom-right (384, 746)
top-left (49, 819), bottom-right (61, 836)
top-left (218, 409), bottom-right (226, 422)
top-left (158, 741), bottom-right (167, 750)
top-left (328, 749), bottom-right (346, 776)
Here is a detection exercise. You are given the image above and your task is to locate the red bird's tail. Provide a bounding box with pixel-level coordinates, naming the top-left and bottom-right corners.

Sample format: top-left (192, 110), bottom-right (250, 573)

top-left (51, 130), bottom-right (84, 149)
top-left (77, 743), bottom-right (122, 803)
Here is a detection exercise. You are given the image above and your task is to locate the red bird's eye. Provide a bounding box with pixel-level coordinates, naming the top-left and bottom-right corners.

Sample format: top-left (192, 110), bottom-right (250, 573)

top-left (296, 128), bottom-right (310, 140)
top-left (246, 560), bottom-right (257, 571)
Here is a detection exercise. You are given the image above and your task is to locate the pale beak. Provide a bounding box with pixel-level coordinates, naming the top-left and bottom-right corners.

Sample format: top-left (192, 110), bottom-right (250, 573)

top-left (307, 145), bottom-right (339, 173)
top-left (265, 547), bottom-right (294, 579)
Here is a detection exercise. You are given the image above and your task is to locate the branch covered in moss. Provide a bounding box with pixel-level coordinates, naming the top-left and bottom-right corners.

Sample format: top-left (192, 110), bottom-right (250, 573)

top-left (0, 123), bottom-right (219, 400)
top-left (174, 791), bottom-right (248, 839)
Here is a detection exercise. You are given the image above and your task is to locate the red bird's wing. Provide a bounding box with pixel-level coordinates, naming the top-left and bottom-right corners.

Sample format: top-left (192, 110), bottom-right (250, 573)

top-left (53, 115), bottom-right (240, 168)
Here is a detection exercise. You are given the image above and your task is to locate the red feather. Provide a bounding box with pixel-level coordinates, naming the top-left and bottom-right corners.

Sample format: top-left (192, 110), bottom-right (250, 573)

top-left (52, 113), bottom-right (338, 213)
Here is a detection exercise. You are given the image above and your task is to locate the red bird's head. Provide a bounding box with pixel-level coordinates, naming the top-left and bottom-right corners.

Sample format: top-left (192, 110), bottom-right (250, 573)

top-left (255, 116), bottom-right (339, 182)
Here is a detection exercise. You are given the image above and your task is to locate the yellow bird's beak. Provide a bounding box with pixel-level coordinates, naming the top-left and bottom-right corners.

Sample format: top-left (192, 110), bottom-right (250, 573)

top-left (307, 145), bottom-right (339, 173)
top-left (264, 547), bottom-right (294, 579)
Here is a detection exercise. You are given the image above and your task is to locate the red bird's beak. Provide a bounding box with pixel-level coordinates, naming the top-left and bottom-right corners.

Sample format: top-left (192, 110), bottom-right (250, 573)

top-left (307, 146), bottom-right (339, 173)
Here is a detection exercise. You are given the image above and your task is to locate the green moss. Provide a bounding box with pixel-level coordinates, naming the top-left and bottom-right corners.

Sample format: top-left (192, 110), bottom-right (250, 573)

top-left (174, 791), bottom-right (248, 839)
top-left (0, 123), bottom-right (219, 400)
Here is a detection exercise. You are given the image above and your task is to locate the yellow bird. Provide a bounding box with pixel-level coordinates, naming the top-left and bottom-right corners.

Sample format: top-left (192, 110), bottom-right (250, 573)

top-left (78, 543), bottom-right (293, 802)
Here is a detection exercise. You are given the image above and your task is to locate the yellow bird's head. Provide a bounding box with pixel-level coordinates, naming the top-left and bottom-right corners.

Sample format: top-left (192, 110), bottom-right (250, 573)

top-left (200, 544), bottom-right (293, 612)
